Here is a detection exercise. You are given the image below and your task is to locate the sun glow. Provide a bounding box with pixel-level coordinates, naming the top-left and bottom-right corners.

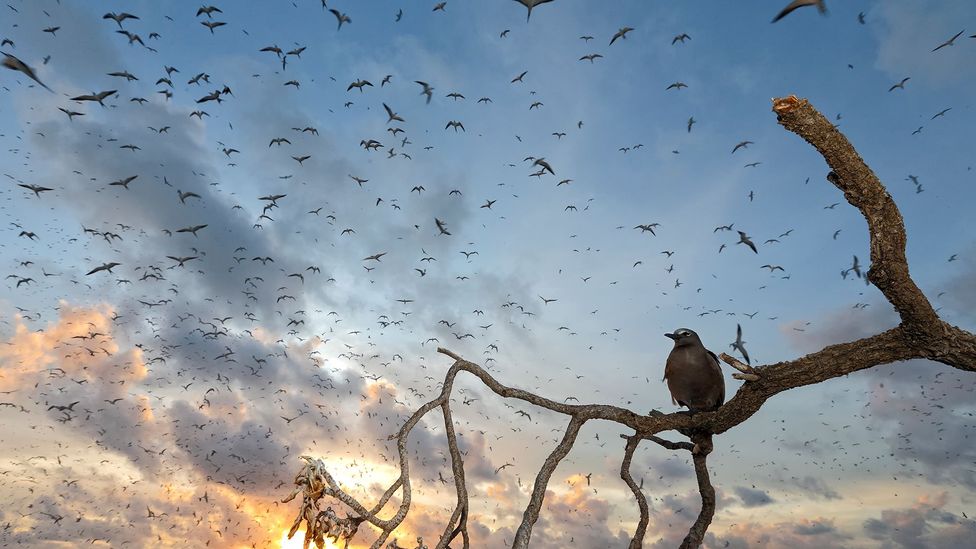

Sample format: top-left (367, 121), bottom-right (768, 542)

top-left (279, 530), bottom-right (341, 549)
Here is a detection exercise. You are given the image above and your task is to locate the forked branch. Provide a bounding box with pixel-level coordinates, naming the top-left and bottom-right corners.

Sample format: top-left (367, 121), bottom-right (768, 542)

top-left (284, 96), bottom-right (976, 549)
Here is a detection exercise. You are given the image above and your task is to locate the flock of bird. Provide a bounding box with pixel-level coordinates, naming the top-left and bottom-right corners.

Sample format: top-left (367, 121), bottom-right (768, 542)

top-left (0, 1), bottom-right (972, 548)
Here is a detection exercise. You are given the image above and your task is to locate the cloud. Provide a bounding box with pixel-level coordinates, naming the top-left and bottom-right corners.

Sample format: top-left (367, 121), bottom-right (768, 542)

top-left (733, 485), bottom-right (775, 507)
top-left (705, 517), bottom-right (850, 549)
top-left (781, 300), bottom-right (898, 355)
top-left (863, 492), bottom-right (975, 549)
top-left (871, 3), bottom-right (976, 88)
top-left (530, 480), bottom-right (632, 549)
top-left (788, 475), bottom-right (841, 500)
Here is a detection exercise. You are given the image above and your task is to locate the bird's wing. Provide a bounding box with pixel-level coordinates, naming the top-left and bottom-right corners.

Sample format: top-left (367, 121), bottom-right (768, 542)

top-left (707, 350), bottom-right (727, 406)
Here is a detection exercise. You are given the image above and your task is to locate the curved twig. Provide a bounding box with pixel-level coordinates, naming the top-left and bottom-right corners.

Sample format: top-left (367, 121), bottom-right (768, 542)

top-left (513, 416), bottom-right (585, 548)
top-left (620, 435), bottom-right (650, 549)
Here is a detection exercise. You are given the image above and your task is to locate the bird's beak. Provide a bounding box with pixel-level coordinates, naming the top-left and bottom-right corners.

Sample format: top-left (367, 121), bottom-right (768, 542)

top-left (664, 332), bottom-right (678, 340)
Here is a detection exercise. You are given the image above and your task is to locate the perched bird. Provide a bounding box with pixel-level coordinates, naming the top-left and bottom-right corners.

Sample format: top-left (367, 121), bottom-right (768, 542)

top-left (662, 329), bottom-right (725, 412)
top-left (771, 0), bottom-right (826, 23)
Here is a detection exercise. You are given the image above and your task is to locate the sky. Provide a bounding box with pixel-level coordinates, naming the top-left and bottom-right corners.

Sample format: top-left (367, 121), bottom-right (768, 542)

top-left (1, 0), bottom-right (975, 547)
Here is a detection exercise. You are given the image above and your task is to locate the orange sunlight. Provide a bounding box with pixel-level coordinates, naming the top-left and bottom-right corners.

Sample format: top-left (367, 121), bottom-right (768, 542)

top-left (279, 529), bottom-right (341, 549)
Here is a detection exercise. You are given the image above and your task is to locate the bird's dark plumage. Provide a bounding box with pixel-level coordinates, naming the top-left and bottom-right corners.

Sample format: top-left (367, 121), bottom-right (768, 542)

top-left (662, 329), bottom-right (725, 412)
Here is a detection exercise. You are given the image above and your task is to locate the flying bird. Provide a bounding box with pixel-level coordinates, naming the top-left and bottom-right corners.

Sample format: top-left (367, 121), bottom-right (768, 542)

top-left (18, 183), bottom-right (53, 197)
top-left (730, 324), bottom-right (751, 365)
top-left (435, 218), bottom-right (451, 235)
top-left (415, 80), bottom-right (434, 104)
top-left (330, 9), bottom-right (351, 30)
top-left (737, 231), bottom-right (758, 253)
top-left (86, 262), bottom-right (122, 275)
top-left (731, 140), bottom-right (753, 154)
top-left (103, 12), bottom-right (140, 28)
top-left (71, 90), bottom-right (117, 105)
top-left (888, 77), bottom-right (910, 92)
top-left (2, 51), bottom-right (53, 91)
top-left (513, 0), bottom-right (555, 21)
top-left (771, 0), bottom-right (827, 23)
top-left (932, 30), bottom-right (965, 52)
top-left (200, 20), bottom-right (226, 33)
top-left (383, 103), bottom-right (404, 124)
top-left (610, 26), bottom-right (634, 45)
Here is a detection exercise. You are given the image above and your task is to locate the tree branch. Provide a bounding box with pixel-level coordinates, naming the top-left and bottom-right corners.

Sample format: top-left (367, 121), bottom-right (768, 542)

top-left (679, 434), bottom-right (714, 549)
top-left (620, 435), bottom-right (650, 549)
top-left (513, 416), bottom-right (585, 548)
top-left (283, 96), bottom-right (976, 548)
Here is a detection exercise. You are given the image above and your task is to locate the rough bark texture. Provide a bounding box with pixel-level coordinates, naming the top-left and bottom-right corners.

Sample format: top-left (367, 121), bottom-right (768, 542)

top-left (283, 96), bottom-right (976, 549)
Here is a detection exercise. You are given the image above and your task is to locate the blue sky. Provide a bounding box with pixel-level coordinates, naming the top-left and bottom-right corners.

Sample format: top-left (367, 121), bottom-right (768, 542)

top-left (1, 1), bottom-right (975, 548)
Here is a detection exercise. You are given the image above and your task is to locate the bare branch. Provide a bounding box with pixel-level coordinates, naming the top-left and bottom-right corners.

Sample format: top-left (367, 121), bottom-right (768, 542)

top-left (285, 96), bottom-right (976, 549)
top-left (620, 435), bottom-right (649, 549)
top-left (773, 95), bottom-right (976, 372)
top-left (647, 435), bottom-right (694, 452)
top-left (513, 416), bottom-right (585, 548)
top-left (435, 396), bottom-right (469, 549)
top-left (718, 353), bottom-right (756, 374)
top-left (679, 434), bottom-right (715, 549)
top-left (773, 95), bottom-right (937, 328)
